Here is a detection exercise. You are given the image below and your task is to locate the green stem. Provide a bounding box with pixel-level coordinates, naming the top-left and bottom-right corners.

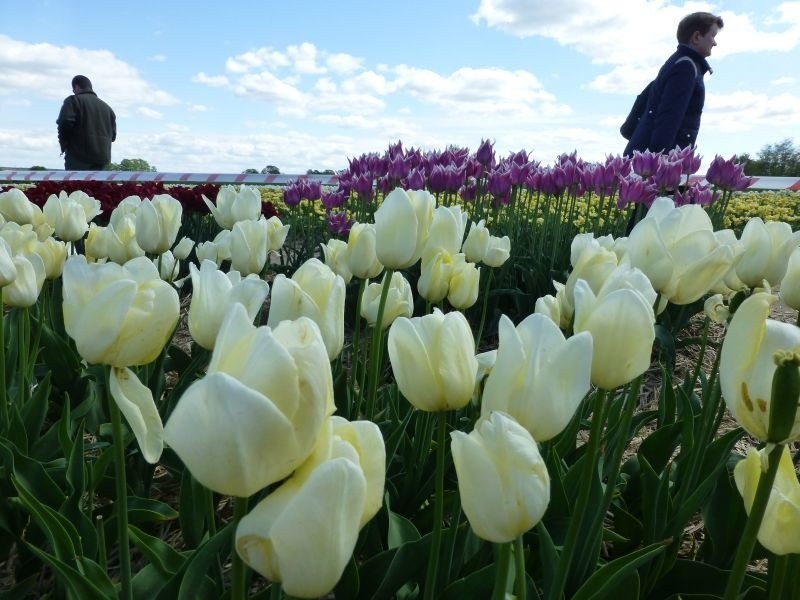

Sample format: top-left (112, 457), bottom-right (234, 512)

top-left (0, 288), bottom-right (6, 430)
top-left (768, 553), bottom-right (789, 600)
top-left (491, 543), bottom-right (512, 600)
top-left (514, 535), bottom-right (527, 600)
top-left (546, 388), bottom-right (609, 600)
top-left (423, 412), bottom-right (447, 600)
top-left (723, 443), bottom-right (784, 600)
top-left (231, 496), bottom-right (250, 600)
top-left (475, 268), bottom-right (495, 350)
top-left (108, 369), bottom-right (132, 600)
top-left (269, 581), bottom-right (282, 600)
top-left (18, 308), bottom-right (30, 407)
top-left (365, 269), bottom-right (393, 420)
top-left (351, 278), bottom-right (367, 417)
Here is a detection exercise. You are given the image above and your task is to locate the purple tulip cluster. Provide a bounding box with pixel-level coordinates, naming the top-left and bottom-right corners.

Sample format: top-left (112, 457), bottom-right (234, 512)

top-left (283, 178), bottom-right (322, 207)
top-left (705, 155), bottom-right (755, 192)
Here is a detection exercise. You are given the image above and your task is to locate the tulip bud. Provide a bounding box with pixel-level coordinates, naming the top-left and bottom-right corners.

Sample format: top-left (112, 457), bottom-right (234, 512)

top-left (374, 188), bottom-right (434, 269)
top-left (230, 218), bottom-right (269, 276)
top-left (461, 221), bottom-right (490, 264)
top-left (360, 271), bottom-right (413, 330)
top-left (173, 236), bottom-right (195, 261)
top-left (447, 254), bottom-right (480, 310)
top-left (320, 239), bottom-right (353, 284)
top-left (265, 216), bottom-right (290, 252)
top-left (768, 351), bottom-right (800, 444)
top-left (418, 248), bottom-right (453, 303)
top-left (346, 222), bottom-right (383, 280)
top-left (483, 235), bottom-right (511, 268)
top-left (4, 253), bottom-right (45, 307)
top-left (135, 194), bottom-right (183, 254)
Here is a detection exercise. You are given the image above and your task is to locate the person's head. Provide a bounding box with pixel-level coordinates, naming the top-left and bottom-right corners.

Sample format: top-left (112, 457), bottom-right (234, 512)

top-left (71, 75), bottom-right (93, 94)
top-left (677, 12), bottom-right (724, 58)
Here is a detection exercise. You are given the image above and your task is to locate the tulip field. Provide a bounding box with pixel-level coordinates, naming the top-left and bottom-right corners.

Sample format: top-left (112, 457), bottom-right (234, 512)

top-left (1, 140), bottom-right (800, 600)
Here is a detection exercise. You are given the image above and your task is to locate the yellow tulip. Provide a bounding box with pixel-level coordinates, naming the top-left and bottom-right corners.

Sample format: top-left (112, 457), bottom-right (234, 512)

top-left (451, 411), bottom-right (550, 543)
top-left (734, 446), bottom-right (800, 555)
top-left (388, 308), bottom-right (478, 411)
top-left (482, 314), bottom-right (592, 441)
top-left (164, 305), bottom-right (335, 497)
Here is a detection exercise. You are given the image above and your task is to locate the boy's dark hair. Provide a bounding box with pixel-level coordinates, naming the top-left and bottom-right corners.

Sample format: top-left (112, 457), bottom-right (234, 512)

top-left (71, 75), bottom-right (93, 92)
top-left (677, 12), bottom-right (724, 44)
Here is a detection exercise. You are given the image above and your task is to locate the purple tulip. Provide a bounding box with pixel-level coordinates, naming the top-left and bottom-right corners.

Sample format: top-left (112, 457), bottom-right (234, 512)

top-left (283, 183), bottom-right (302, 207)
top-left (428, 164), bottom-right (448, 193)
top-left (459, 181), bottom-right (477, 202)
top-left (652, 159), bottom-right (684, 192)
top-left (322, 189), bottom-right (347, 209)
top-left (404, 168), bottom-right (426, 191)
top-left (486, 168), bottom-right (512, 199)
top-left (673, 182), bottom-right (719, 206)
top-left (618, 176), bottom-right (658, 208)
top-left (376, 175), bottom-right (393, 195)
top-left (705, 155), bottom-right (755, 192)
top-left (444, 164), bottom-right (466, 193)
top-left (475, 138), bottom-right (495, 167)
top-left (668, 146), bottom-right (702, 175)
top-left (388, 154), bottom-right (410, 180)
top-left (353, 173), bottom-right (374, 200)
top-left (327, 210), bottom-right (352, 236)
top-left (301, 179), bottom-right (322, 202)
top-left (631, 150), bottom-right (662, 179)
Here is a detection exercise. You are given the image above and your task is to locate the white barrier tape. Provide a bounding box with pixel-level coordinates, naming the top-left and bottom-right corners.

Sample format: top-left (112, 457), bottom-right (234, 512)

top-left (0, 170), bottom-right (340, 186)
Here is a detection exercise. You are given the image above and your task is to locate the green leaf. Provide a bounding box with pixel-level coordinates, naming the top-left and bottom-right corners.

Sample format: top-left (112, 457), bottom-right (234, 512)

top-left (639, 422), bottom-right (682, 475)
top-left (175, 523), bottom-right (232, 600)
top-left (334, 554), bottom-right (360, 600)
top-left (388, 508), bottom-right (420, 549)
top-left (0, 574), bottom-right (38, 599)
top-left (126, 496), bottom-right (179, 524)
top-left (358, 535), bottom-right (431, 600)
top-left (23, 543), bottom-right (108, 600)
top-left (129, 523), bottom-right (186, 576)
top-left (571, 541), bottom-right (667, 600)
top-left (19, 372), bottom-right (50, 445)
top-left (649, 558), bottom-right (766, 597)
top-left (440, 563), bottom-right (494, 600)
top-left (179, 470), bottom-right (209, 548)
top-left (12, 473), bottom-right (79, 561)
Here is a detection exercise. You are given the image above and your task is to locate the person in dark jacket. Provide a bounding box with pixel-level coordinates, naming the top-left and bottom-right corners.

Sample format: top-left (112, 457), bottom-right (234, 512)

top-left (57, 75), bottom-right (116, 170)
top-left (624, 12), bottom-right (723, 157)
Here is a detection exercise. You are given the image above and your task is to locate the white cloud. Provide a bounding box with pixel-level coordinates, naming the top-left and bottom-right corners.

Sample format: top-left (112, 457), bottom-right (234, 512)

top-left (704, 90), bottom-right (800, 131)
top-left (771, 76), bottom-right (797, 85)
top-left (193, 72), bottom-right (229, 87)
top-left (149, 54), bottom-right (167, 62)
top-left (188, 103), bottom-right (210, 112)
top-left (225, 47), bottom-right (291, 73)
top-left (286, 42), bottom-right (326, 74)
top-left (326, 52), bottom-right (363, 74)
top-left (0, 34), bottom-right (178, 108)
top-left (136, 107), bottom-right (164, 119)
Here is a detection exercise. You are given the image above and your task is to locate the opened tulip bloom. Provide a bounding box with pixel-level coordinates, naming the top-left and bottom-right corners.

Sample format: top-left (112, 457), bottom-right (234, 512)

top-left (481, 313), bottom-right (592, 441)
top-left (188, 259), bottom-right (269, 350)
top-left (268, 258), bottom-right (346, 360)
top-left (734, 445), bottom-right (800, 555)
top-left (203, 184), bottom-right (262, 230)
top-left (236, 416), bottom-right (385, 598)
top-left (361, 271), bottom-right (413, 329)
top-left (451, 411), bottom-right (550, 543)
top-left (165, 304), bottom-right (335, 497)
top-left (374, 187), bottom-right (434, 269)
top-left (388, 308), bottom-right (478, 411)
top-left (62, 255), bottom-right (180, 462)
top-left (733, 218), bottom-right (800, 289)
top-left (720, 292), bottom-right (800, 443)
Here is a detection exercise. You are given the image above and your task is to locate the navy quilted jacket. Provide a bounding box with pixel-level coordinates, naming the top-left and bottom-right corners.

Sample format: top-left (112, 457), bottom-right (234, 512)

top-left (624, 44), bottom-right (711, 156)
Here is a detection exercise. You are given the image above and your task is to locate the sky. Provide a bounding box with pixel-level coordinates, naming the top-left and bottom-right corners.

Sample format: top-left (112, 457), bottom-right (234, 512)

top-left (1, 0), bottom-right (798, 175)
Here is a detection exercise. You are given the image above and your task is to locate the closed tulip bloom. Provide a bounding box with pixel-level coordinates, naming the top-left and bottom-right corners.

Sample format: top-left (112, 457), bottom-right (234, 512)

top-left (562, 233), bottom-right (619, 321)
top-left (43, 192), bottom-right (91, 242)
top-left (483, 234), bottom-right (511, 268)
top-left (84, 224), bottom-right (110, 262)
top-left (321, 238), bottom-right (353, 284)
top-left (61, 255), bottom-right (180, 367)
top-left (418, 248), bottom-right (453, 303)
top-left (447, 254), bottom-right (480, 310)
top-left (482, 314), bottom-right (592, 441)
top-left (374, 187), bottom-right (434, 269)
top-left (734, 446), bottom-right (800, 555)
top-left (172, 236), bottom-right (195, 260)
top-left (189, 260), bottom-right (269, 350)
top-left (153, 250), bottom-right (179, 282)
top-left (779, 248), bottom-right (800, 311)
top-left (236, 416), bottom-right (385, 598)
top-left (425, 205), bottom-right (468, 255)
top-left (451, 411), bottom-right (550, 543)
top-left (164, 305), bottom-right (335, 497)
top-left (230, 218), bottom-right (269, 276)
top-left (4, 253), bottom-right (45, 307)
top-left (203, 185), bottom-right (262, 229)
top-left (268, 258), bottom-right (345, 360)
top-left (461, 220), bottom-right (490, 264)
top-left (0, 221), bottom-right (38, 254)
top-left (388, 308), bottom-right (478, 411)
top-left (624, 197), bottom-right (738, 304)
top-left (719, 292), bottom-right (800, 443)
top-left (0, 188), bottom-right (45, 226)
top-left (106, 215), bottom-right (146, 264)
top-left (265, 216), bottom-right (290, 253)
top-left (0, 238), bottom-right (16, 287)
top-left (345, 222), bottom-right (383, 280)
top-left (109, 195), bottom-right (142, 228)
top-left (361, 271), bottom-right (413, 329)
top-left (135, 194), bottom-right (183, 254)
top-left (735, 218), bottom-right (800, 288)
top-left (573, 267), bottom-right (656, 390)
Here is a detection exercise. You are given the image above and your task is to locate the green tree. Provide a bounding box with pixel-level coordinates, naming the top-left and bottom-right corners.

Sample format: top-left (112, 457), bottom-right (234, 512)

top-left (741, 138), bottom-right (800, 176)
top-left (107, 158), bottom-right (157, 172)
top-left (28, 165), bottom-right (47, 170)
top-left (242, 168), bottom-right (259, 174)
top-left (261, 165), bottom-right (280, 174)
